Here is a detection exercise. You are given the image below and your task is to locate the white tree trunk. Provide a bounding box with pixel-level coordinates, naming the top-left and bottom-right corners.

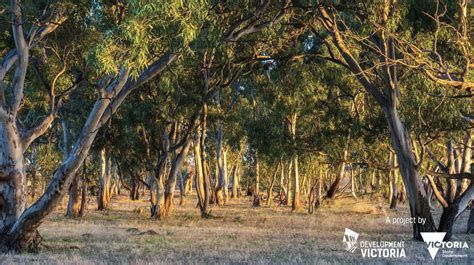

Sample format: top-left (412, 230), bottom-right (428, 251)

top-left (0, 120), bottom-right (26, 233)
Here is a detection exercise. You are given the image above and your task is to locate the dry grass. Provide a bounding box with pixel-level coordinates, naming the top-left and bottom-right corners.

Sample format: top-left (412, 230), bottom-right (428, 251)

top-left (1, 192), bottom-right (473, 264)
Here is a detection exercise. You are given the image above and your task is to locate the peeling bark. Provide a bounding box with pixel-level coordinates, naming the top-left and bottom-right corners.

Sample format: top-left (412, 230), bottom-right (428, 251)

top-left (0, 120), bottom-right (26, 234)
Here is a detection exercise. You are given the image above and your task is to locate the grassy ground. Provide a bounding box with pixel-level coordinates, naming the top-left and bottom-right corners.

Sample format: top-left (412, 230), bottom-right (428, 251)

top-left (1, 192), bottom-right (473, 264)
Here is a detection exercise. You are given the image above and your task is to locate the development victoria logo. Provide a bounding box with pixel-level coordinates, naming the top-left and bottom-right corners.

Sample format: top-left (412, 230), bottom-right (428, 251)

top-left (343, 228), bottom-right (406, 258)
top-left (343, 228), bottom-right (359, 253)
top-left (420, 232), bottom-right (469, 260)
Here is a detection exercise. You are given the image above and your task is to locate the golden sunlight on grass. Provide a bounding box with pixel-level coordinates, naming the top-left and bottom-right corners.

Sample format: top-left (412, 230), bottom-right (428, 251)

top-left (1, 193), bottom-right (473, 264)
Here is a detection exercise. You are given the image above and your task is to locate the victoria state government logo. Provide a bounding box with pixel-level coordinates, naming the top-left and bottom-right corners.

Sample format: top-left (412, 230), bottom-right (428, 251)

top-left (420, 232), bottom-right (469, 260)
top-left (343, 228), bottom-right (406, 258)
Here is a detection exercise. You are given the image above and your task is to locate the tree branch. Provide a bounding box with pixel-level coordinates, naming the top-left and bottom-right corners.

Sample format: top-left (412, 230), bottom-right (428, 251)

top-left (10, 0), bottom-right (29, 116)
top-left (0, 3), bottom-right (68, 81)
top-left (20, 114), bottom-right (54, 151)
top-left (425, 175), bottom-right (449, 208)
top-left (225, 1), bottom-right (290, 42)
top-left (316, 4), bottom-right (388, 107)
top-left (97, 52), bottom-right (178, 127)
top-left (426, 169), bottom-right (474, 180)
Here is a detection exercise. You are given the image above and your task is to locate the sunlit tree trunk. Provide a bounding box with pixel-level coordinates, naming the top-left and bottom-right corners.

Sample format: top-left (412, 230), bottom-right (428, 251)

top-left (194, 140), bottom-right (205, 209)
top-left (291, 154), bottom-right (300, 210)
top-left (286, 160), bottom-right (292, 206)
top-left (399, 178), bottom-right (406, 204)
top-left (98, 148), bottom-right (111, 210)
top-left (67, 176), bottom-right (83, 218)
top-left (150, 176), bottom-right (158, 214)
top-left (201, 105), bottom-right (211, 217)
top-left (326, 148), bottom-right (348, 199)
top-left (266, 162), bottom-right (280, 205)
top-left (223, 153), bottom-right (229, 204)
top-left (253, 150), bottom-right (261, 207)
top-left (350, 165), bottom-right (358, 201)
top-left (151, 134), bottom-right (169, 218)
top-left (161, 138), bottom-right (192, 218)
top-left (194, 105), bottom-right (211, 218)
top-left (375, 172), bottom-right (381, 192)
top-left (216, 124), bottom-right (227, 205)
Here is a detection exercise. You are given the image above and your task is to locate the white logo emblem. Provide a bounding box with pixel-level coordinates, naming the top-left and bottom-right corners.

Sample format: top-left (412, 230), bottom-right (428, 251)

top-left (343, 228), bottom-right (359, 253)
top-left (420, 232), bottom-right (469, 260)
top-left (421, 232), bottom-right (446, 260)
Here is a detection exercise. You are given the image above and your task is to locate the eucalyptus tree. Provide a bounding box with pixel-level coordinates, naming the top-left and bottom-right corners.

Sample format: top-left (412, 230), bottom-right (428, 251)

top-left (295, 0), bottom-right (474, 240)
top-left (0, 0), bottom-right (210, 250)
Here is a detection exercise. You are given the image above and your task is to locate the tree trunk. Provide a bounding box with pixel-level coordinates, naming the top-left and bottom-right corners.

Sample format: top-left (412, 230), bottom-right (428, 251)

top-left (63, 120), bottom-right (83, 218)
top-left (375, 172), bottom-right (381, 192)
top-left (326, 145), bottom-right (349, 199)
top-left (460, 130), bottom-right (472, 194)
top-left (467, 207), bottom-right (474, 234)
top-left (194, 105), bottom-right (210, 218)
top-left (79, 165), bottom-right (87, 218)
top-left (291, 154), bottom-right (300, 210)
top-left (390, 170), bottom-right (399, 209)
top-left (399, 179), bottom-right (406, 203)
top-left (308, 182), bottom-right (315, 214)
top-left (178, 170), bottom-right (188, 206)
top-left (194, 140), bottom-right (206, 214)
top-left (66, 175), bottom-right (82, 218)
top-left (253, 150), bottom-right (261, 207)
top-left (446, 140), bottom-right (457, 203)
top-left (350, 165), bottom-right (358, 201)
top-left (315, 168), bottom-right (322, 208)
top-left (0, 120), bottom-right (27, 235)
top-left (279, 161), bottom-right (287, 204)
top-left (130, 176), bottom-right (140, 200)
top-left (266, 162), bottom-right (280, 205)
top-left (215, 124), bottom-right (227, 206)
top-left (223, 153), bottom-right (229, 204)
top-left (98, 149), bottom-right (110, 210)
top-left (236, 165), bottom-right (242, 197)
top-left (152, 151), bottom-right (168, 218)
top-left (289, 113), bottom-right (300, 211)
top-left (383, 106), bottom-right (436, 240)
top-left (286, 160), bottom-right (292, 206)
top-left (388, 153), bottom-right (398, 209)
top-left (150, 176), bottom-right (158, 215)
top-left (201, 107), bottom-right (211, 218)
top-left (231, 164), bottom-right (238, 198)
top-left (161, 138), bottom-right (192, 219)
top-left (438, 203), bottom-right (460, 241)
